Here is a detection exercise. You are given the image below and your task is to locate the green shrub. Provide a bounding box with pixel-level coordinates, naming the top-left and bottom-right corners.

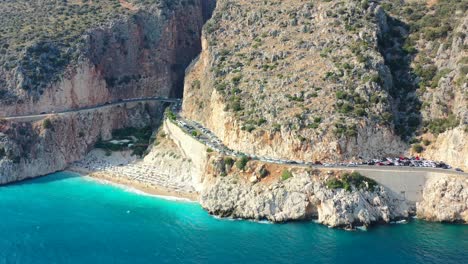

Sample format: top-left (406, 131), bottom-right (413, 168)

top-left (414, 64), bottom-right (437, 87)
top-left (43, 119), bottom-right (53, 130)
top-left (344, 172), bottom-right (377, 192)
top-left (236, 155), bottom-right (249, 170)
top-left (335, 91), bottom-right (348, 100)
top-left (431, 68), bottom-right (451, 88)
top-left (224, 157), bottom-right (235, 166)
top-left (191, 79), bottom-right (201, 89)
top-left (131, 145), bottom-right (147, 157)
top-left (354, 108), bottom-right (367, 117)
top-left (326, 172), bottom-right (377, 192)
top-left (422, 139), bottom-right (431, 146)
top-left (281, 170), bottom-right (293, 181)
top-left (165, 109), bottom-right (177, 121)
top-left (425, 115), bottom-right (459, 135)
top-left (382, 112), bottom-right (393, 123)
top-left (307, 123), bottom-right (319, 129)
top-left (339, 103), bottom-right (354, 114)
top-left (259, 167), bottom-right (269, 178)
top-left (412, 144), bottom-right (424, 153)
top-left (326, 178), bottom-right (344, 189)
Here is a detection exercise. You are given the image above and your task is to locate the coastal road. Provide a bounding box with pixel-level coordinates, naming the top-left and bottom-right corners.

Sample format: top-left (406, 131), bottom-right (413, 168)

top-left (171, 117), bottom-right (468, 177)
top-left (1, 97), bottom-right (181, 122)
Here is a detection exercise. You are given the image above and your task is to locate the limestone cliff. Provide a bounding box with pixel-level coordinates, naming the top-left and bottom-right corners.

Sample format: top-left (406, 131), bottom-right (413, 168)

top-left (417, 175), bottom-right (468, 223)
top-left (182, 0), bottom-right (408, 162)
top-left (121, 125), bottom-right (415, 228)
top-left (182, 0), bottom-right (467, 169)
top-left (417, 17), bottom-right (468, 170)
top-left (0, 0), bottom-right (209, 116)
top-left (423, 127), bottom-right (468, 170)
top-left (379, 0), bottom-right (467, 170)
top-left (199, 158), bottom-right (413, 228)
top-left (0, 0), bottom-right (212, 182)
top-left (0, 102), bottom-right (163, 184)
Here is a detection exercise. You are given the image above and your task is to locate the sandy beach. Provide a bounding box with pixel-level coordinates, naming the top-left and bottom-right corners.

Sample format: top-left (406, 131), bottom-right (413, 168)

top-left (67, 149), bottom-right (199, 201)
top-left (68, 167), bottom-right (198, 201)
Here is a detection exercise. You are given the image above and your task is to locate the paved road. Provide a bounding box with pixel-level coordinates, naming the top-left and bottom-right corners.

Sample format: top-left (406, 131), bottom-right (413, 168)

top-left (171, 116), bottom-right (468, 177)
top-left (2, 97), bottom-right (181, 121)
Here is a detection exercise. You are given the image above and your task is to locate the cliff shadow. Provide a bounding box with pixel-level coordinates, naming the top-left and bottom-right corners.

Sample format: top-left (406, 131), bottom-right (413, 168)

top-left (378, 15), bottom-right (422, 142)
top-left (175, 0), bottom-right (217, 98)
top-left (1, 171), bottom-right (82, 187)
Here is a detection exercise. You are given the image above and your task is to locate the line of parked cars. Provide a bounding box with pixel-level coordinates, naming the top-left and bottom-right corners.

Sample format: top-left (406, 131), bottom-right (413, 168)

top-left (364, 157), bottom-right (452, 169)
top-left (322, 157), bottom-right (464, 172)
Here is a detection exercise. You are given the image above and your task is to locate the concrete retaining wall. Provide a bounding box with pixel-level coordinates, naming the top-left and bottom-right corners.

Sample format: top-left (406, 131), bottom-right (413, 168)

top-left (163, 119), bottom-right (208, 192)
top-left (355, 169), bottom-right (465, 202)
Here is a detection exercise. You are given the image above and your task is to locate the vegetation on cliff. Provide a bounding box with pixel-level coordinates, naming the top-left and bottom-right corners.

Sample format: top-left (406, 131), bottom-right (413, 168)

top-left (200, 0), bottom-right (396, 140)
top-left (380, 0), bottom-right (466, 139)
top-left (95, 126), bottom-right (153, 156)
top-left (0, 0), bottom-right (200, 100)
top-left (183, 0), bottom-right (466, 163)
top-left (326, 172), bottom-right (377, 192)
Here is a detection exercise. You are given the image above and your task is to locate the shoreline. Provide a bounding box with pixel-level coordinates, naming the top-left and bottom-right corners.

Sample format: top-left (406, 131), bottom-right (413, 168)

top-left (67, 166), bottom-right (199, 202)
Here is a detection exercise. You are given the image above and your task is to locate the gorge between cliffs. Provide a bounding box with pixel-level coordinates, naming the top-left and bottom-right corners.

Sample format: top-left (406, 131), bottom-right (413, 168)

top-left (0, 0), bottom-right (467, 231)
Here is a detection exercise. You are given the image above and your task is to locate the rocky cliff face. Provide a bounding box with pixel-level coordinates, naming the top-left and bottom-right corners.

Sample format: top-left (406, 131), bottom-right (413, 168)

top-left (423, 127), bottom-right (468, 170)
top-left (0, 0), bottom-right (212, 182)
top-left (379, 0), bottom-right (467, 169)
top-left (199, 158), bottom-right (413, 228)
top-left (182, 0), bottom-right (467, 168)
top-left (0, 0), bottom-right (208, 116)
top-left (417, 16), bottom-right (468, 170)
top-left (182, 0), bottom-right (409, 162)
top-left (0, 102), bottom-right (163, 184)
top-left (417, 175), bottom-right (468, 223)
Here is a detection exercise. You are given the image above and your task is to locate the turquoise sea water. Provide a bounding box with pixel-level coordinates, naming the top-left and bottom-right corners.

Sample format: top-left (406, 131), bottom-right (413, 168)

top-left (0, 172), bottom-right (467, 264)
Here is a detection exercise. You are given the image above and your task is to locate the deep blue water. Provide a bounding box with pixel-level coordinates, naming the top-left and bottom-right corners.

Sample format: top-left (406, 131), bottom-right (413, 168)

top-left (0, 172), bottom-right (467, 264)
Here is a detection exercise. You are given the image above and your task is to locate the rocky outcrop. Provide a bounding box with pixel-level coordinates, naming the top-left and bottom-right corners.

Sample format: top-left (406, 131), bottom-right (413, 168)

top-left (424, 127), bottom-right (468, 171)
top-left (200, 167), bottom-right (413, 228)
top-left (0, 101), bottom-right (163, 184)
top-left (417, 176), bottom-right (468, 223)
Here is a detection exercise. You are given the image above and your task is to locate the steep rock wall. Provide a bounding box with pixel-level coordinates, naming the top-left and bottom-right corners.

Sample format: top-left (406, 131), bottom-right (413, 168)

top-left (0, 102), bottom-right (164, 184)
top-left (0, 0), bottom-right (207, 116)
top-left (417, 176), bottom-right (468, 223)
top-left (182, 1), bottom-right (407, 162)
top-left (423, 127), bottom-right (468, 171)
